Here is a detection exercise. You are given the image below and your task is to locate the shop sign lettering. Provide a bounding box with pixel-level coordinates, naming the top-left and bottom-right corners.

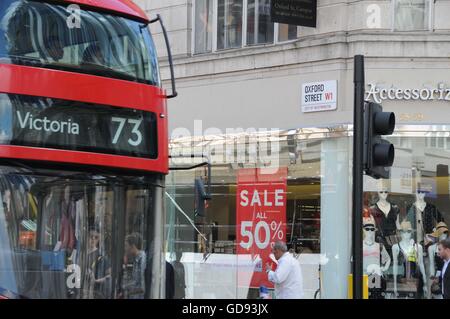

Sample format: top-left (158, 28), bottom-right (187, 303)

top-left (271, 0), bottom-right (317, 27)
top-left (236, 168), bottom-right (287, 289)
top-left (366, 83), bottom-right (450, 104)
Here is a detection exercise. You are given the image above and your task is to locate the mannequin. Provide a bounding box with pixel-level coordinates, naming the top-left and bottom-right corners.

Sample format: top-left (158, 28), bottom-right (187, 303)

top-left (406, 188), bottom-right (444, 247)
top-left (392, 221), bottom-right (427, 298)
top-left (370, 189), bottom-right (400, 248)
top-left (428, 222), bottom-right (449, 299)
top-left (363, 218), bottom-right (391, 299)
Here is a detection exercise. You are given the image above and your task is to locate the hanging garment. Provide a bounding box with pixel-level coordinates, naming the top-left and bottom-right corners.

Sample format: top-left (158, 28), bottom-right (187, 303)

top-left (406, 203), bottom-right (444, 245)
top-left (59, 201), bottom-right (75, 251)
top-left (370, 203), bottom-right (400, 247)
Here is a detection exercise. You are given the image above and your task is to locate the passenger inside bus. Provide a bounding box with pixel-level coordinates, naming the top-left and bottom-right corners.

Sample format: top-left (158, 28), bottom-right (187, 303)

top-left (85, 227), bottom-right (112, 299)
top-left (122, 233), bottom-right (146, 299)
top-left (46, 36), bottom-right (64, 63)
top-left (81, 43), bottom-right (105, 66)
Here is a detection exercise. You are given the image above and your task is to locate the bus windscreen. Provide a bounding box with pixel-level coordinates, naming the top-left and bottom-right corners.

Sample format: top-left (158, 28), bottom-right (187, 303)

top-left (0, 0), bottom-right (161, 86)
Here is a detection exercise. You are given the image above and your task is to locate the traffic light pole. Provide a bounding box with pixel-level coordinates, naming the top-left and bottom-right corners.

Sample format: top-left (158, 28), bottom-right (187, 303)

top-left (352, 55), bottom-right (365, 299)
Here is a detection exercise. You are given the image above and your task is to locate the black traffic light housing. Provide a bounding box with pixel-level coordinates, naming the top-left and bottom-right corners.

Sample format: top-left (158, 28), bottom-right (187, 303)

top-left (363, 102), bottom-right (395, 179)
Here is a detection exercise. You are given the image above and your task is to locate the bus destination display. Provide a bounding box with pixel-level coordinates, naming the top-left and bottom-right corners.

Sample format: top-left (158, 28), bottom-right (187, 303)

top-left (0, 94), bottom-right (157, 159)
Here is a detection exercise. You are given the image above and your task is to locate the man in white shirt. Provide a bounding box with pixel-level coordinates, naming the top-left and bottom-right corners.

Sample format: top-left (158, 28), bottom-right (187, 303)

top-left (438, 237), bottom-right (450, 299)
top-left (265, 241), bottom-right (304, 299)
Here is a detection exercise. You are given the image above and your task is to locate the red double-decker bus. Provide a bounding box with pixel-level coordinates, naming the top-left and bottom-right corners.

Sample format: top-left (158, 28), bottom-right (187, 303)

top-left (0, 0), bottom-right (176, 299)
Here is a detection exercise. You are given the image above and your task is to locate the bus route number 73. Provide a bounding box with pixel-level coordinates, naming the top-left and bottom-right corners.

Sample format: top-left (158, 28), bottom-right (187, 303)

top-left (111, 117), bottom-right (143, 146)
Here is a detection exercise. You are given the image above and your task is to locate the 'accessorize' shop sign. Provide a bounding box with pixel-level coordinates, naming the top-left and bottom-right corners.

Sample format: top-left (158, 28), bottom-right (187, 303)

top-left (366, 83), bottom-right (450, 103)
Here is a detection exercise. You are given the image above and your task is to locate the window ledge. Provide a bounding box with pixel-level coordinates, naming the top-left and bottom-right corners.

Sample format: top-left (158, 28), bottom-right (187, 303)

top-left (174, 33), bottom-right (345, 65)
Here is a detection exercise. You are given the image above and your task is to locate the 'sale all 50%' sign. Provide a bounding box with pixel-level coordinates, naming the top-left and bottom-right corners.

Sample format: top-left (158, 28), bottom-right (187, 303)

top-left (236, 168), bottom-right (287, 289)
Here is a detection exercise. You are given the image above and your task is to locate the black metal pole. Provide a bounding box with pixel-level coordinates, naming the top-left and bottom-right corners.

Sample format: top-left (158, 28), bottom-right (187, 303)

top-left (352, 55), bottom-right (365, 299)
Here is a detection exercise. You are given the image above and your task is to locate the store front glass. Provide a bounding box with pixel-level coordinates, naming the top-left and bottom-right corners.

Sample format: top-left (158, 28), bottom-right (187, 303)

top-left (364, 126), bottom-right (450, 299)
top-left (165, 126), bottom-right (352, 299)
top-left (165, 124), bottom-right (450, 299)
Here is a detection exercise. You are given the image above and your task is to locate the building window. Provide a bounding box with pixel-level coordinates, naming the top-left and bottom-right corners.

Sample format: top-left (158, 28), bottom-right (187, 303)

top-left (217, 0), bottom-right (243, 50)
top-left (194, 0), bottom-right (214, 54)
top-left (278, 23), bottom-right (297, 42)
top-left (438, 136), bottom-right (445, 148)
top-left (246, 0), bottom-right (273, 45)
top-left (193, 0), bottom-right (298, 54)
top-left (393, 0), bottom-right (432, 31)
top-left (430, 137), bottom-right (437, 148)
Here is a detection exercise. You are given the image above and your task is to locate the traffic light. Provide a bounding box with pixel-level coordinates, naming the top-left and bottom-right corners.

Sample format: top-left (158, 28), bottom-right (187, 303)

top-left (363, 102), bottom-right (395, 179)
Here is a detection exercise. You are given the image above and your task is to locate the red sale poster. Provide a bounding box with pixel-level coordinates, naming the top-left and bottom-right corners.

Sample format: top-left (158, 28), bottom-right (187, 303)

top-left (236, 167), bottom-right (287, 289)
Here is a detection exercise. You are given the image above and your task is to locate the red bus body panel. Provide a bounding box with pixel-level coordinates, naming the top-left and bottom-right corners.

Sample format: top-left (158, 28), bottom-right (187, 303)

top-left (0, 64), bottom-right (169, 174)
top-left (59, 0), bottom-right (149, 22)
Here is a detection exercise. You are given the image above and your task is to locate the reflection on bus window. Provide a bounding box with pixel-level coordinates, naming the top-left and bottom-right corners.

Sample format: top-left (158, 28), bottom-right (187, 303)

top-left (84, 227), bottom-right (112, 299)
top-left (122, 233), bottom-right (146, 299)
top-left (0, 0), bottom-right (160, 86)
top-left (0, 167), bottom-right (157, 299)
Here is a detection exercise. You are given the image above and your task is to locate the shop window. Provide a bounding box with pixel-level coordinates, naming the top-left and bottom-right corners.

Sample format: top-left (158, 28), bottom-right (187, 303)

top-left (364, 135), bottom-right (450, 299)
top-left (167, 128), bottom-right (450, 299)
top-left (167, 129), bottom-right (354, 299)
top-left (393, 0), bottom-right (432, 31)
top-left (287, 190), bottom-right (321, 254)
